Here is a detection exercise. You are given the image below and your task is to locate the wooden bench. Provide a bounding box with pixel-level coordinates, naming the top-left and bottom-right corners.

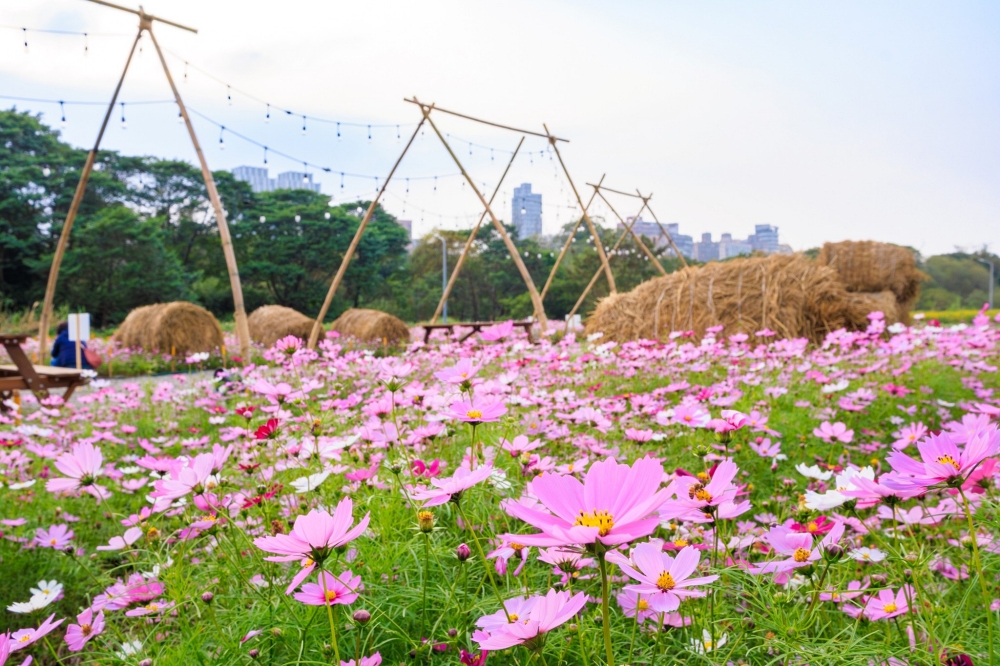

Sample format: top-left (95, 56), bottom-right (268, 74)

top-left (0, 334), bottom-right (88, 408)
top-left (421, 321), bottom-right (535, 345)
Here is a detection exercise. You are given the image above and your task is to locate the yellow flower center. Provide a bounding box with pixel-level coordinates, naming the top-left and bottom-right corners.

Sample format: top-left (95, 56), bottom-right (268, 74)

top-left (806, 522), bottom-right (819, 533)
top-left (18, 635), bottom-right (30, 643)
top-left (50, 539), bottom-right (58, 545)
top-left (466, 410), bottom-right (483, 420)
top-left (936, 455), bottom-right (960, 470)
top-left (694, 488), bottom-right (713, 503)
top-left (883, 603), bottom-right (897, 613)
top-left (508, 613), bottom-right (519, 622)
top-left (696, 472), bottom-right (710, 481)
top-left (510, 543), bottom-right (525, 552)
top-left (303, 557), bottom-right (314, 568)
top-left (325, 590), bottom-right (338, 602)
top-left (673, 539), bottom-right (689, 548)
top-left (636, 599), bottom-right (650, 611)
top-left (831, 592), bottom-right (841, 601)
top-left (574, 510), bottom-right (615, 536)
top-left (145, 604), bottom-right (159, 612)
top-left (81, 623), bottom-right (92, 636)
top-left (793, 548), bottom-right (811, 562)
top-left (656, 572), bottom-right (676, 592)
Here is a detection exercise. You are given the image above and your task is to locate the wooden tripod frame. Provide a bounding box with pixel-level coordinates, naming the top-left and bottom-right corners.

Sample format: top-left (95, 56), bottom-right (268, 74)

top-left (37, 0), bottom-right (253, 362)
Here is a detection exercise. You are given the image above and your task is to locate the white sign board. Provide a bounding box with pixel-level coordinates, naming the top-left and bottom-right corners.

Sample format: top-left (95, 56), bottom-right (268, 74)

top-left (566, 314), bottom-right (582, 330)
top-left (68, 313), bottom-right (91, 342)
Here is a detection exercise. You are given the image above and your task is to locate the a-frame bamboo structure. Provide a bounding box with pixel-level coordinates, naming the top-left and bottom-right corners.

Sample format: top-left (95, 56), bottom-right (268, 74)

top-left (308, 97), bottom-right (618, 345)
top-left (37, 0), bottom-right (253, 361)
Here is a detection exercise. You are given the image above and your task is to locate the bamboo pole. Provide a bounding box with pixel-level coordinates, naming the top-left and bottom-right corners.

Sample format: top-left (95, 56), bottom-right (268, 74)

top-left (595, 191), bottom-right (667, 276)
top-left (402, 98), bottom-right (567, 142)
top-left (307, 114), bottom-right (430, 349)
top-left (415, 99), bottom-right (548, 331)
top-left (147, 28), bottom-right (252, 361)
top-left (37, 30), bottom-right (142, 363)
top-left (539, 174), bottom-right (604, 302)
top-left (643, 196), bottom-right (689, 268)
top-left (544, 124), bottom-right (616, 294)
top-left (566, 201), bottom-right (653, 320)
top-left (430, 137), bottom-right (524, 324)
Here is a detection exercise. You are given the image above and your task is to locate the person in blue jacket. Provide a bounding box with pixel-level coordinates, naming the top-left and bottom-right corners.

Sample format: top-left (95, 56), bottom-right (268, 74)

top-left (50, 321), bottom-right (92, 369)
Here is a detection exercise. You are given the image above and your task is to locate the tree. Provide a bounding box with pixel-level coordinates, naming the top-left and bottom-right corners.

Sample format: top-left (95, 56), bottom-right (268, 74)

top-left (48, 206), bottom-right (189, 327)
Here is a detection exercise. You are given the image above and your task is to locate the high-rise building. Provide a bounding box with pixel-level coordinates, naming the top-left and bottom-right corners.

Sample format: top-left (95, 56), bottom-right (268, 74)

top-left (749, 224), bottom-right (780, 253)
top-left (511, 183), bottom-right (542, 239)
top-left (232, 166), bottom-right (274, 193)
top-left (276, 171), bottom-right (321, 193)
top-left (664, 223), bottom-right (695, 258)
top-left (619, 218), bottom-right (693, 258)
top-left (719, 233), bottom-right (753, 259)
top-left (694, 232), bottom-right (720, 262)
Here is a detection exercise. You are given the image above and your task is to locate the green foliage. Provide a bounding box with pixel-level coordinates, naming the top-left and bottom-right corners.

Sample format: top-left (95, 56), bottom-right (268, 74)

top-left (917, 252), bottom-right (996, 310)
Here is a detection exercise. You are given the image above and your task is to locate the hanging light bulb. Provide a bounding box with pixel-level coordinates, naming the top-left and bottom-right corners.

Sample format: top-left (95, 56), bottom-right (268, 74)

top-left (295, 214), bottom-right (301, 222)
top-left (183, 61), bottom-right (188, 82)
top-left (367, 125), bottom-right (372, 142)
top-left (177, 109), bottom-right (183, 124)
top-left (356, 206), bottom-right (363, 215)
top-left (227, 85), bottom-right (232, 105)
top-left (59, 101), bottom-right (66, 127)
top-left (265, 103), bottom-right (270, 122)
top-left (324, 212), bottom-right (331, 220)
top-left (396, 125), bottom-right (400, 142)
top-left (263, 146), bottom-right (268, 164)
top-left (23, 27), bottom-right (28, 52)
top-left (41, 166), bottom-right (51, 177)
top-left (336, 122), bottom-right (341, 141)
top-left (301, 115), bottom-right (307, 135)
top-left (521, 206), bottom-right (527, 215)
top-left (218, 127), bottom-right (225, 150)
top-left (259, 215), bottom-right (266, 223)
top-left (120, 102), bottom-right (127, 129)
top-left (340, 173), bottom-right (345, 190)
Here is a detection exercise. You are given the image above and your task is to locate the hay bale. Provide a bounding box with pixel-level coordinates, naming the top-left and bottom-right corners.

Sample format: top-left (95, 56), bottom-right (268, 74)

top-left (113, 302), bottom-right (223, 355)
top-left (845, 290), bottom-right (904, 327)
top-left (817, 241), bottom-right (923, 309)
top-left (330, 308), bottom-right (409, 345)
top-left (584, 253), bottom-right (858, 344)
top-left (248, 305), bottom-right (317, 348)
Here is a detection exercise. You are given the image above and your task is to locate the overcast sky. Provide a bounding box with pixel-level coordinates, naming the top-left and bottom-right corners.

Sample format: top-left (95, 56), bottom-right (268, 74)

top-left (3, 1), bottom-right (999, 256)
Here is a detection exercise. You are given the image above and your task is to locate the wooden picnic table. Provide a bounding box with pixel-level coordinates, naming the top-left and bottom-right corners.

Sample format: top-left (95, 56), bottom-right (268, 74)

top-left (421, 321), bottom-right (535, 345)
top-left (0, 334), bottom-right (88, 408)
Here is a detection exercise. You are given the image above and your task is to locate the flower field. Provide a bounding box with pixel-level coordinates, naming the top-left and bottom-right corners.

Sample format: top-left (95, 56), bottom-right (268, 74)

top-left (2, 311), bottom-right (999, 666)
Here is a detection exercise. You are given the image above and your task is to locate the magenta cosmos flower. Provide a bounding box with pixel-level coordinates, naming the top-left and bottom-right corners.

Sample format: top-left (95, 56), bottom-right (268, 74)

top-left (475, 589), bottom-right (587, 650)
top-left (864, 586), bottom-right (913, 621)
top-left (500, 457), bottom-right (670, 548)
top-left (613, 543), bottom-right (718, 612)
top-left (293, 570), bottom-right (362, 606)
top-left (885, 428), bottom-right (1000, 490)
top-left (434, 358), bottom-right (480, 384)
top-left (45, 441), bottom-right (111, 501)
top-left (449, 398), bottom-right (507, 425)
top-left (65, 607), bottom-right (105, 651)
top-left (411, 464), bottom-right (494, 507)
top-left (253, 498), bottom-right (369, 593)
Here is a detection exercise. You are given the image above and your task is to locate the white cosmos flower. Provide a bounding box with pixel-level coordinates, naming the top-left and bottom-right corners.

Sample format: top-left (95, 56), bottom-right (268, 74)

top-left (849, 547), bottom-right (886, 563)
top-left (804, 466), bottom-right (875, 511)
top-left (821, 380), bottom-right (850, 394)
top-left (29, 580), bottom-right (63, 607)
top-left (7, 600), bottom-right (38, 613)
top-left (8, 479), bottom-right (36, 490)
top-left (690, 629), bottom-right (728, 653)
top-left (290, 470), bottom-right (332, 494)
top-left (117, 640), bottom-right (143, 659)
top-left (795, 463), bottom-right (833, 481)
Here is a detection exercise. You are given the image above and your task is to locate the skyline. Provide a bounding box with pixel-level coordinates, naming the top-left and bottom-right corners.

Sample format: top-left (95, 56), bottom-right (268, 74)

top-left (2, 1), bottom-right (998, 256)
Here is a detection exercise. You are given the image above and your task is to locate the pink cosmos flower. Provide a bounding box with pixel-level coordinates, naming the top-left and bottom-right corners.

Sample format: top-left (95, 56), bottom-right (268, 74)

top-left (340, 654), bottom-right (382, 666)
top-left (10, 613), bottom-right (64, 651)
top-left (475, 589), bottom-right (587, 650)
top-left (45, 441), bottom-right (111, 501)
top-left (616, 589), bottom-right (658, 624)
top-left (293, 570), bottom-right (362, 606)
top-left (96, 527), bottom-right (143, 551)
top-left (748, 521), bottom-right (845, 575)
top-left (666, 459), bottom-right (741, 513)
top-left (885, 427), bottom-right (1000, 491)
top-left (501, 435), bottom-right (543, 457)
top-left (448, 399), bottom-right (508, 425)
top-left (411, 465), bottom-right (494, 507)
top-left (670, 404), bottom-right (711, 428)
top-left (892, 422), bottom-right (928, 450)
top-left (615, 544), bottom-right (718, 612)
top-left (721, 410), bottom-right (750, 430)
top-left (253, 499), bottom-right (370, 594)
top-left (125, 599), bottom-right (174, 617)
top-left (434, 358), bottom-right (480, 384)
top-left (864, 586), bottom-right (913, 621)
top-left (481, 320), bottom-right (515, 341)
top-left (35, 524), bottom-right (74, 549)
top-left (813, 421), bottom-right (854, 444)
top-left (749, 438), bottom-right (782, 458)
top-left (500, 457), bottom-right (670, 547)
top-left (149, 452), bottom-right (220, 503)
top-left (0, 633), bottom-right (10, 665)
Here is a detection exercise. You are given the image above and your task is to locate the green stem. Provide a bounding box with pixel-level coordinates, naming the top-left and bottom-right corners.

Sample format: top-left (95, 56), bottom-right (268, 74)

top-left (320, 571), bottom-right (342, 665)
top-left (598, 552), bottom-right (615, 666)
top-left (959, 488), bottom-right (995, 666)
top-left (456, 503), bottom-right (511, 620)
top-left (422, 533), bottom-right (430, 635)
top-left (626, 594), bottom-right (640, 665)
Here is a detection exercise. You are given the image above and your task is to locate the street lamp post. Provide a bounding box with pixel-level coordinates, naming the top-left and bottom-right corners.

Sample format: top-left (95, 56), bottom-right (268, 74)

top-left (433, 235), bottom-right (448, 322)
top-left (977, 258), bottom-right (994, 309)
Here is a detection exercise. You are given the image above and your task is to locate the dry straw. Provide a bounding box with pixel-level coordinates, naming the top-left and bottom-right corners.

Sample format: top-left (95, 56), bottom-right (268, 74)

top-left (330, 308), bottom-right (410, 345)
top-left (113, 302), bottom-right (224, 354)
top-left (585, 253), bottom-right (897, 344)
top-left (248, 305), bottom-right (316, 348)
top-left (817, 240), bottom-right (923, 316)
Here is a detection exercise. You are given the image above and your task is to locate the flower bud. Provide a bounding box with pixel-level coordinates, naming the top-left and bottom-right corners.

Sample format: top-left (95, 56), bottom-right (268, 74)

top-left (249, 649), bottom-right (260, 658)
top-left (694, 444), bottom-right (710, 458)
top-left (456, 543), bottom-right (471, 562)
top-left (417, 511), bottom-right (435, 533)
top-left (139, 660), bottom-right (152, 666)
top-left (824, 544), bottom-right (844, 562)
top-left (353, 610), bottom-right (371, 625)
top-left (201, 592), bottom-right (214, 603)
top-left (447, 628), bottom-right (458, 638)
top-left (870, 573), bottom-right (887, 585)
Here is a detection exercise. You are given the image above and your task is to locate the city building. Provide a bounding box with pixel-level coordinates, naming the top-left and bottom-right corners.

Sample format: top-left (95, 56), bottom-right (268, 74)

top-left (276, 171), bottom-right (321, 193)
top-left (693, 233), bottom-right (720, 262)
top-left (397, 219), bottom-right (413, 250)
top-left (511, 183), bottom-right (542, 239)
top-left (719, 233), bottom-right (753, 259)
top-left (749, 224), bottom-right (780, 253)
top-left (232, 166), bottom-right (274, 193)
top-left (618, 218), bottom-right (694, 258)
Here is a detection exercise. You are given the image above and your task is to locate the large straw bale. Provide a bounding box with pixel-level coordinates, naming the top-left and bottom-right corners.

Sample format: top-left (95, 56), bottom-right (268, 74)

top-left (248, 305), bottom-right (317, 348)
top-left (585, 253), bottom-right (858, 344)
top-left (113, 302), bottom-right (224, 354)
top-left (330, 308), bottom-right (409, 345)
top-left (845, 290), bottom-right (903, 327)
top-left (817, 241), bottom-right (922, 310)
